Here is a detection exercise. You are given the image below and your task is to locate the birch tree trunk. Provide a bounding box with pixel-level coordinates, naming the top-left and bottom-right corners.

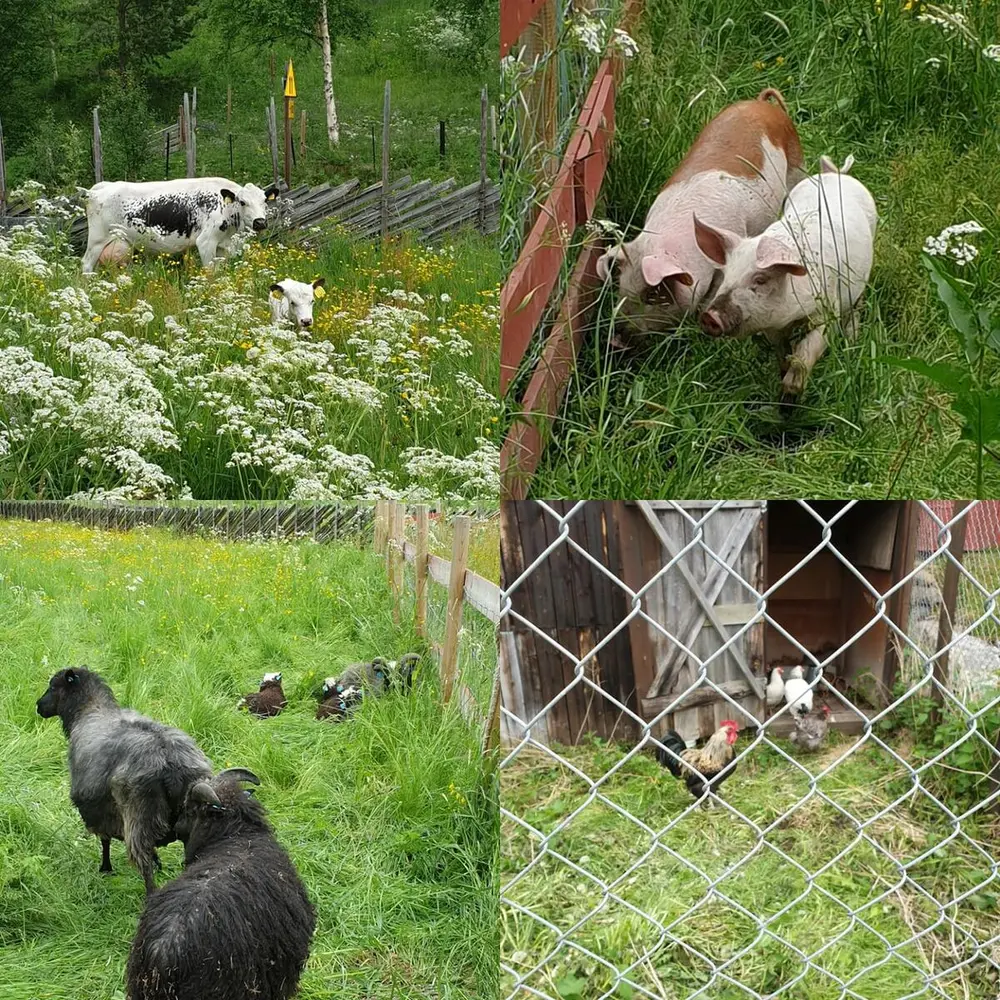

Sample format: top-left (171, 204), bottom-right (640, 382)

top-left (318, 0), bottom-right (339, 145)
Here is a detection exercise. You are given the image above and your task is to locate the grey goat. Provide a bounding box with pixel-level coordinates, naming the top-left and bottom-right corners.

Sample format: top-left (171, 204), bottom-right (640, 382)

top-left (36, 667), bottom-right (213, 894)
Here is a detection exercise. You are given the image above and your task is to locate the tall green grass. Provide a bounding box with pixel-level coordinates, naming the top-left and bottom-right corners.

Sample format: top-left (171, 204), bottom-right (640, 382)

top-left (525, 0), bottom-right (1000, 498)
top-left (0, 518), bottom-right (498, 999)
top-left (502, 733), bottom-right (1000, 1000)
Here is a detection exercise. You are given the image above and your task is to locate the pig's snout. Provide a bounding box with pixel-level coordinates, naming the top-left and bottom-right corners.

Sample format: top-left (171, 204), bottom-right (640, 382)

top-left (700, 309), bottom-right (725, 337)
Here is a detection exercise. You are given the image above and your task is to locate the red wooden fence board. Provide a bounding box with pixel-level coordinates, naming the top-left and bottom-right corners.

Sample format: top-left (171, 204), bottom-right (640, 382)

top-left (500, 0), bottom-right (553, 58)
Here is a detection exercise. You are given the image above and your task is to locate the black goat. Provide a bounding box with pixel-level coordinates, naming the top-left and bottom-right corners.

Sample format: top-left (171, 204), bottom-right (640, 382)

top-left (126, 769), bottom-right (315, 1000)
top-left (36, 667), bottom-right (213, 894)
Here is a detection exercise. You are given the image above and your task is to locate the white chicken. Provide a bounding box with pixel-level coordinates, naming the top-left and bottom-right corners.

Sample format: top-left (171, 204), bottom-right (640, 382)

top-left (782, 665), bottom-right (813, 716)
top-left (765, 666), bottom-right (785, 713)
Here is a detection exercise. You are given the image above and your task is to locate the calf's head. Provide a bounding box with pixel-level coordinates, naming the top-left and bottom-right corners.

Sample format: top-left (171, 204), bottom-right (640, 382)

top-left (693, 215), bottom-right (806, 338)
top-left (270, 277), bottom-right (326, 328)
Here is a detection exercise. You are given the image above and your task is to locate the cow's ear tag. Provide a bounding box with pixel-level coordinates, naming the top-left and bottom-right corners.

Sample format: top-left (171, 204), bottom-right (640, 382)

top-left (224, 195), bottom-right (234, 205)
top-left (313, 286), bottom-right (326, 299)
top-left (267, 192), bottom-right (277, 201)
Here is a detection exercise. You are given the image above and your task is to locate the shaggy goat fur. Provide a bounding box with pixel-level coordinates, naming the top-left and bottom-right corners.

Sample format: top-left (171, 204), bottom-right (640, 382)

top-left (36, 667), bottom-right (213, 894)
top-left (126, 770), bottom-right (315, 1000)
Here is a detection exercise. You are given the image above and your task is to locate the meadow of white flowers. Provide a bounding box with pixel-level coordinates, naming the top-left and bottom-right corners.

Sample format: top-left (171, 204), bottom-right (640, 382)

top-left (0, 205), bottom-right (500, 504)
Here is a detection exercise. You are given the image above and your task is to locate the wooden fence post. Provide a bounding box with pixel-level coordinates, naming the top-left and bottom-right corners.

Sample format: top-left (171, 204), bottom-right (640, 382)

top-left (381, 80), bottom-right (390, 240)
top-left (267, 99), bottom-right (280, 187)
top-left (183, 92), bottom-right (195, 177)
top-left (178, 104), bottom-right (185, 147)
top-left (0, 116), bottom-right (7, 216)
top-left (439, 120), bottom-right (446, 160)
top-left (191, 87), bottom-right (198, 174)
top-left (391, 501), bottom-right (405, 625)
top-left (415, 505), bottom-right (429, 637)
top-left (383, 499), bottom-right (396, 581)
top-left (440, 515), bottom-right (471, 702)
top-left (373, 499), bottom-right (387, 555)
top-left (482, 663), bottom-right (502, 754)
top-left (478, 86), bottom-right (488, 232)
top-left (931, 501), bottom-right (972, 722)
top-left (92, 107), bottom-right (103, 184)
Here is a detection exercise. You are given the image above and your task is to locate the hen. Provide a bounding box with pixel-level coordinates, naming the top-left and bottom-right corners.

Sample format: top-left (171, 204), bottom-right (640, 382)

top-left (783, 665), bottom-right (813, 716)
top-left (656, 720), bottom-right (739, 804)
top-left (790, 703), bottom-right (831, 751)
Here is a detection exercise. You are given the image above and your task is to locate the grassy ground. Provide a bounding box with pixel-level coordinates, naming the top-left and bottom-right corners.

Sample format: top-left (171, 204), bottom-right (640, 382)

top-left (0, 518), bottom-right (498, 1000)
top-left (0, 223), bottom-right (499, 502)
top-left (523, 0), bottom-right (1000, 498)
top-left (501, 729), bottom-right (1000, 1000)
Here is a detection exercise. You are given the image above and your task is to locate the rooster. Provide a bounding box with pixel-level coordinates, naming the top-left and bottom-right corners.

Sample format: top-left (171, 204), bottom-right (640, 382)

top-left (656, 720), bottom-right (740, 805)
top-left (790, 703), bottom-right (831, 751)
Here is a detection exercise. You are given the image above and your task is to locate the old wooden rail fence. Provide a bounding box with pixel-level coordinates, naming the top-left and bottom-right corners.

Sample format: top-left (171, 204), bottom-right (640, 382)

top-left (0, 173), bottom-right (498, 245)
top-left (500, 0), bottom-right (642, 499)
top-left (373, 499), bottom-right (501, 752)
top-left (0, 500), bottom-right (373, 542)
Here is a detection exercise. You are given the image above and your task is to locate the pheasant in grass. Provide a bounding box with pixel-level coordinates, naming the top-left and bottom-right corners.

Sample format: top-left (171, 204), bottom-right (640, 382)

top-left (656, 720), bottom-right (740, 805)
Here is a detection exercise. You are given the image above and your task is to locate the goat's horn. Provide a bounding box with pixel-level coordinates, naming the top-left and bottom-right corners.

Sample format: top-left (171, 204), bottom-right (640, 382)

top-left (216, 768), bottom-right (261, 786)
top-left (189, 780), bottom-right (222, 806)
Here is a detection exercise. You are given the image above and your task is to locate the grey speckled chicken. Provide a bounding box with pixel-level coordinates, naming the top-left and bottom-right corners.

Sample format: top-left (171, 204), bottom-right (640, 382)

top-left (789, 704), bottom-right (831, 751)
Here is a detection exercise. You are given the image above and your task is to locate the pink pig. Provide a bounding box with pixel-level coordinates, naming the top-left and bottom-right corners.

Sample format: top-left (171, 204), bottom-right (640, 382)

top-left (597, 89), bottom-right (804, 332)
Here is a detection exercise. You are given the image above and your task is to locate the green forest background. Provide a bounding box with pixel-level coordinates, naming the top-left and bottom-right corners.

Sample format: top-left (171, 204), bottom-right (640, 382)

top-left (0, 0), bottom-right (496, 191)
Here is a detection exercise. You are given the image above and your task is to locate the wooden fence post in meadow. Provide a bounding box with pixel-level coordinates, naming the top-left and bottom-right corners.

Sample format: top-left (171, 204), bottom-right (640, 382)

top-left (183, 92), bottom-right (195, 177)
top-left (391, 502), bottom-right (405, 625)
top-left (380, 80), bottom-right (391, 241)
top-left (178, 104), bottom-right (185, 147)
top-left (92, 106), bottom-right (103, 184)
top-left (931, 501), bottom-right (972, 724)
top-left (415, 505), bottom-right (429, 637)
top-left (439, 120), bottom-right (446, 160)
top-left (482, 664), bottom-right (502, 754)
top-left (440, 515), bottom-right (471, 703)
top-left (283, 60), bottom-right (296, 188)
top-left (191, 87), bottom-right (198, 172)
top-left (478, 86), bottom-right (488, 232)
top-left (0, 116), bottom-right (7, 216)
top-left (373, 499), bottom-right (386, 555)
top-left (267, 98), bottom-right (280, 187)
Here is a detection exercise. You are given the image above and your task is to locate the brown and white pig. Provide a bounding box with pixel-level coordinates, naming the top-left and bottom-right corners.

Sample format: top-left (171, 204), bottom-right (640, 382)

top-left (597, 89), bottom-right (803, 332)
top-left (693, 154), bottom-right (877, 402)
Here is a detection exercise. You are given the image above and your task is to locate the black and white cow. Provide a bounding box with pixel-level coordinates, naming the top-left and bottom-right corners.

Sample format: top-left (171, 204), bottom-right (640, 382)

top-left (82, 177), bottom-right (280, 273)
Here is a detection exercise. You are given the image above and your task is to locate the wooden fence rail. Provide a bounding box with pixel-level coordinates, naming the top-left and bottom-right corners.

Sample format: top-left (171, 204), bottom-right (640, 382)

top-left (372, 500), bottom-right (501, 751)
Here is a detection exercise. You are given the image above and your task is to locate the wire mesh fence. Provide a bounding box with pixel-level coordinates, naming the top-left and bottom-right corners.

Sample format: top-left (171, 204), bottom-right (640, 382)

top-left (0, 499), bottom-right (374, 543)
top-left (500, 500), bottom-right (1000, 1000)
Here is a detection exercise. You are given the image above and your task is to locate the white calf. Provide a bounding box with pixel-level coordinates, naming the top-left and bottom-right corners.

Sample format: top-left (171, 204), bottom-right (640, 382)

top-left (269, 278), bottom-right (326, 329)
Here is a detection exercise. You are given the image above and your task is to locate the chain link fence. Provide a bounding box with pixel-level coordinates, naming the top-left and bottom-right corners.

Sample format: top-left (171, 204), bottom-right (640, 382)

top-left (500, 500), bottom-right (1000, 1000)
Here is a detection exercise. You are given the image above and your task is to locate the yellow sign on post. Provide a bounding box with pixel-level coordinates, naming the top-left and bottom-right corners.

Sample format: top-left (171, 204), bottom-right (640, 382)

top-left (287, 99), bottom-right (295, 120)
top-left (284, 61), bottom-right (297, 98)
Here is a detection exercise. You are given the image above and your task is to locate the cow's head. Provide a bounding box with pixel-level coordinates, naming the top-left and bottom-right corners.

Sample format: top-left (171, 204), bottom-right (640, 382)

top-left (234, 183), bottom-right (278, 232)
top-left (269, 277), bottom-right (326, 329)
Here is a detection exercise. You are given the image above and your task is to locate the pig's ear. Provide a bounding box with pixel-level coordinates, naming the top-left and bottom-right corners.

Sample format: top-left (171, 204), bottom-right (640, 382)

top-left (640, 253), bottom-right (693, 288)
top-left (755, 236), bottom-right (807, 276)
top-left (692, 215), bottom-right (740, 267)
top-left (596, 246), bottom-right (622, 282)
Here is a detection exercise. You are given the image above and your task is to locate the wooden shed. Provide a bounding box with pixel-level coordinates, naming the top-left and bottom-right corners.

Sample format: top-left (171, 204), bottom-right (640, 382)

top-left (500, 500), bottom-right (920, 746)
